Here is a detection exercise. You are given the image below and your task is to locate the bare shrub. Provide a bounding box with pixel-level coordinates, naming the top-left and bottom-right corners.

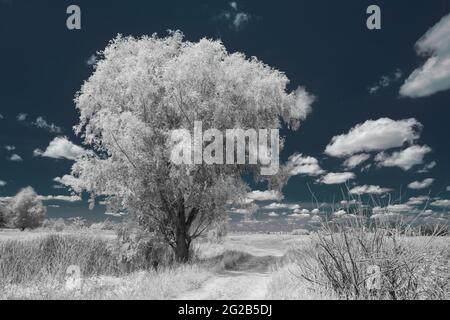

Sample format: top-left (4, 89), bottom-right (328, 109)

top-left (293, 217), bottom-right (449, 300)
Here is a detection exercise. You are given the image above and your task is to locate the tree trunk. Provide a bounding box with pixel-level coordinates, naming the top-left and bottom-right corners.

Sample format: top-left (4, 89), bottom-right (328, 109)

top-left (174, 231), bottom-right (190, 263)
top-left (173, 205), bottom-right (191, 263)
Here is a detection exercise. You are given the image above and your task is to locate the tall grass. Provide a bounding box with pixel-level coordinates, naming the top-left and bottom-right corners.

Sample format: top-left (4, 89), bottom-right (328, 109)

top-left (0, 232), bottom-right (213, 300)
top-left (291, 217), bottom-right (449, 300)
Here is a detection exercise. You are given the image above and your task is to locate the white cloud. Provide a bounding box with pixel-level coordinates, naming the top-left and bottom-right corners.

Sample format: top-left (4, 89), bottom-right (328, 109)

top-left (105, 212), bottom-right (125, 217)
top-left (53, 175), bottom-right (78, 187)
top-left (9, 154), bottom-right (23, 162)
top-left (0, 114), bottom-right (3, 119)
top-left (86, 54), bottom-right (97, 66)
top-left (33, 116), bottom-right (62, 133)
top-left (368, 69), bottom-right (402, 94)
top-left (216, 2), bottom-right (252, 31)
top-left (349, 185), bottom-right (393, 195)
top-left (431, 199), bottom-right (450, 208)
top-left (263, 202), bottom-right (289, 210)
top-left (400, 13), bottom-right (450, 97)
top-left (407, 196), bottom-right (430, 206)
top-left (386, 204), bottom-right (416, 214)
top-left (447, 186), bottom-right (450, 191)
top-left (343, 153), bottom-right (370, 169)
top-left (325, 118), bottom-right (422, 157)
top-left (38, 195), bottom-right (82, 202)
top-left (4, 145), bottom-right (15, 151)
top-left (229, 208), bottom-right (251, 215)
top-left (16, 113), bottom-right (27, 121)
top-left (233, 12), bottom-right (250, 30)
top-left (263, 202), bottom-right (300, 210)
top-left (247, 190), bottom-right (283, 202)
top-left (408, 178), bottom-right (434, 190)
top-left (333, 210), bottom-right (347, 217)
top-left (34, 137), bottom-right (86, 160)
top-left (375, 145), bottom-right (431, 171)
top-left (0, 180), bottom-right (6, 187)
top-left (317, 172), bottom-right (355, 185)
top-left (286, 153), bottom-right (325, 176)
top-left (417, 161), bottom-right (437, 173)
top-left (247, 190), bottom-right (284, 201)
top-left (267, 212), bottom-right (279, 217)
top-left (290, 213), bottom-right (311, 219)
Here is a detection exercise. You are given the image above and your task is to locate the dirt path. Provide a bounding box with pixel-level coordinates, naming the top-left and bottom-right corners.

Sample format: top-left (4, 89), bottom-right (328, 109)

top-left (175, 234), bottom-right (292, 300)
top-left (177, 270), bottom-right (271, 300)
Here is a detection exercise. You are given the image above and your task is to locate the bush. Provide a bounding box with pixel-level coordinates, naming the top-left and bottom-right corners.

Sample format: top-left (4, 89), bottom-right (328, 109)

top-left (42, 218), bottom-right (67, 232)
top-left (111, 223), bottom-right (174, 272)
top-left (0, 206), bottom-right (9, 228)
top-left (7, 187), bottom-right (46, 230)
top-left (291, 229), bottom-right (310, 236)
top-left (293, 217), bottom-right (449, 300)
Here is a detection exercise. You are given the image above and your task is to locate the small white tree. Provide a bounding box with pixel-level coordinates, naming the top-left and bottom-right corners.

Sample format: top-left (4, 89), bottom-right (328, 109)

top-left (8, 187), bottom-right (46, 231)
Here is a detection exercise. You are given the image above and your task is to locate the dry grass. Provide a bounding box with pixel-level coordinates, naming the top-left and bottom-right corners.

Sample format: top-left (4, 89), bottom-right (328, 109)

top-left (1, 265), bottom-right (212, 300)
top-left (1, 229), bottom-right (447, 300)
top-left (0, 231), bottom-right (212, 300)
top-left (286, 219), bottom-right (450, 300)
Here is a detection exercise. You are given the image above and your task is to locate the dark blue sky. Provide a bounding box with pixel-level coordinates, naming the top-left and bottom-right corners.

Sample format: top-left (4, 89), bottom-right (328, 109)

top-left (0, 0), bottom-right (449, 221)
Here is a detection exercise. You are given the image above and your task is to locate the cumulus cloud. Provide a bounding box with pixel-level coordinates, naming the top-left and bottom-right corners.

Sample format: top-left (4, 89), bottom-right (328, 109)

top-left (343, 153), bottom-right (371, 169)
top-left (400, 13), bottom-right (450, 97)
top-left (53, 175), bottom-right (78, 188)
top-left (229, 208), bottom-right (251, 215)
top-left (408, 178), bottom-right (434, 190)
top-left (286, 153), bottom-right (325, 176)
top-left (34, 137), bottom-right (86, 160)
top-left (32, 116), bottom-right (62, 133)
top-left (0, 114), bottom-right (3, 119)
top-left (16, 113), bottom-right (27, 121)
top-left (4, 145), bottom-right (15, 151)
top-left (368, 69), bottom-right (402, 94)
top-left (216, 1), bottom-right (253, 31)
top-left (407, 196), bottom-right (430, 206)
top-left (262, 202), bottom-right (300, 210)
top-left (0, 180), bottom-right (6, 187)
top-left (431, 199), bottom-right (450, 207)
top-left (86, 54), bottom-right (97, 66)
top-left (38, 195), bottom-right (82, 202)
top-left (317, 172), bottom-right (355, 185)
top-left (417, 161), bottom-right (437, 173)
top-left (247, 190), bottom-right (283, 201)
top-left (290, 213), bottom-right (311, 219)
top-left (386, 204), bottom-right (416, 214)
top-left (333, 210), bottom-right (347, 217)
top-left (447, 186), bottom-right (450, 191)
top-left (267, 212), bottom-right (279, 217)
top-left (9, 154), bottom-right (23, 162)
top-left (325, 118), bottom-right (422, 158)
top-left (375, 145), bottom-right (431, 171)
top-left (349, 185), bottom-right (393, 195)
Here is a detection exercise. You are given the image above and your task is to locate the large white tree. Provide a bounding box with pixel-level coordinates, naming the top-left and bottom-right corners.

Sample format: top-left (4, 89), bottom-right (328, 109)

top-left (8, 187), bottom-right (46, 231)
top-left (67, 31), bottom-right (314, 262)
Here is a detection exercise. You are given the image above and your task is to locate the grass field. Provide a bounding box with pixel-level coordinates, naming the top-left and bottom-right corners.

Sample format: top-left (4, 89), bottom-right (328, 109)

top-left (0, 228), bottom-right (448, 300)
